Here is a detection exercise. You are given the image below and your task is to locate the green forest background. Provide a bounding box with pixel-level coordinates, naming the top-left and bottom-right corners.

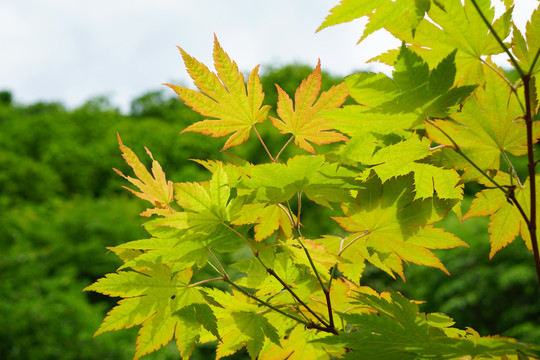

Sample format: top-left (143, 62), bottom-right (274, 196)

top-left (1, 65), bottom-right (539, 359)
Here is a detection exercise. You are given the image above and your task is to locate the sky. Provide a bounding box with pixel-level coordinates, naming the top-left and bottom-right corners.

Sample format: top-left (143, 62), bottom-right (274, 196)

top-left (1, 0), bottom-right (538, 113)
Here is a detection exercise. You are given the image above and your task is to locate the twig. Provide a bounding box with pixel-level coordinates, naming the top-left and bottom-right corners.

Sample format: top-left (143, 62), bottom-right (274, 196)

top-left (523, 75), bottom-right (540, 287)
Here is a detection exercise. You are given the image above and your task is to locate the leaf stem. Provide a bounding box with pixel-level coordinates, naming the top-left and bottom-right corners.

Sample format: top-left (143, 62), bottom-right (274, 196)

top-left (188, 277), bottom-right (223, 288)
top-left (275, 135), bottom-right (294, 163)
top-left (207, 249), bottom-right (230, 280)
top-left (296, 191), bottom-right (303, 229)
top-left (338, 231), bottom-right (370, 257)
top-left (252, 124), bottom-right (275, 162)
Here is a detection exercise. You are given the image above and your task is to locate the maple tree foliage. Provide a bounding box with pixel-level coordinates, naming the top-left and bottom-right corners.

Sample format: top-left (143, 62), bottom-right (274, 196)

top-left (86, 1), bottom-right (540, 359)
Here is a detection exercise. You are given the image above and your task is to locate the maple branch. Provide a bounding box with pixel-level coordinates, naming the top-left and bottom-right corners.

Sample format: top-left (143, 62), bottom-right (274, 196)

top-left (278, 201), bottom-right (337, 331)
top-left (522, 74), bottom-right (540, 287)
top-left (275, 135), bottom-right (294, 163)
top-left (469, 0), bottom-right (524, 76)
top-left (252, 125), bottom-right (275, 162)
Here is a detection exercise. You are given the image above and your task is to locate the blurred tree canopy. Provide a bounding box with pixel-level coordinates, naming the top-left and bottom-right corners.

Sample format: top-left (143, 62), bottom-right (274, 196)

top-left (0, 64), bottom-right (538, 360)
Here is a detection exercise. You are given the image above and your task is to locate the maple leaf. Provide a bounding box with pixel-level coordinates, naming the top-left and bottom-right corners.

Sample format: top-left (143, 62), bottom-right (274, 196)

top-left (259, 325), bottom-right (343, 360)
top-left (347, 46), bottom-right (476, 124)
top-left (317, 0), bottom-right (430, 42)
top-left (426, 67), bottom-right (531, 179)
top-left (331, 173), bottom-right (467, 280)
top-left (357, 134), bottom-right (463, 200)
top-left (464, 172), bottom-right (539, 258)
top-left (231, 202), bottom-right (293, 241)
top-left (315, 291), bottom-right (540, 360)
top-left (84, 267), bottom-right (209, 360)
top-left (372, 0), bottom-right (513, 85)
top-left (511, 7), bottom-right (540, 75)
top-left (238, 155), bottom-right (356, 207)
top-left (419, 0), bottom-right (513, 85)
top-left (269, 61), bottom-right (349, 154)
top-left (166, 35), bottom-right (270, 150)
top-left (163, 164), bottom-right (238, 231)
top-left (202, 289), bottom-right (281, 359)
top-left (114, 134), bottom-right (173, 217)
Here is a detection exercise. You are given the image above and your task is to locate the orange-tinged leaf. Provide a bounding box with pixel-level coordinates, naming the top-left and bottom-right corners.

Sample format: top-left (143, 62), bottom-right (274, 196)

top-left (270, 61), bottom-right (349, 154)
top-left (167, 35), bottom-right (270, 150)
top-left (113, 134), bottom-right (173, 217)
top-left (488, 204), bottom-right (521, 259)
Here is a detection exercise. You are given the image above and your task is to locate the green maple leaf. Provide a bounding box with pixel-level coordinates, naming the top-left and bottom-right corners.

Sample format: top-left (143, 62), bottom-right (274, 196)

top-left (166, 35), bottom-right (270, 150)
top-left (270, 61), bottom-right (349, 154)
top-left (361, 135), bottom-right (463, 199)
top-left (372, 0), bottom-right (513, 85)
top-left (159, 164), bottom-right (243, 243)
top-left (231, 202), bottom-right (293, 241)
top-left (238, 155), bottom-right (356, 207)
top-left (113, 237), bottom-right (209, 273)
top-left (426, 68), bottom-right (531, 177)
top-left (512, 7), bottom-right (540, 75)
top-left (345, 46), bottom-right (476, 124)
top-left (317, 0), bottom-right (430, 42)
top-left (232, 249), bottom-right (308, 297)
top-left (464, 172), bottom-right (539, 258)
top-left (203, 289), bottom-right (281, 359)
top-left (420, 0), bottom-right (512, 84)
top-left (84, 267), bottom-right (209, 360)
top-left (332, 173), bottom-right (466, 280)
top-left (260, 325), bottom-right (342, 360)
top-left (315, 291), bottom-right (540, 359)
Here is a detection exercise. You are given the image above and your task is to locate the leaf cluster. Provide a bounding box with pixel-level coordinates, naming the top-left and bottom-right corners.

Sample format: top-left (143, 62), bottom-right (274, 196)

top-left (87, 1), bottom-right (540, 359)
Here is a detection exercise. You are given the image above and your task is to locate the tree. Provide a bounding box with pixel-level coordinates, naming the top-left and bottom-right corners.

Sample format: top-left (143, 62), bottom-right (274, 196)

top-left (86, 1), bottom-right (540, 359)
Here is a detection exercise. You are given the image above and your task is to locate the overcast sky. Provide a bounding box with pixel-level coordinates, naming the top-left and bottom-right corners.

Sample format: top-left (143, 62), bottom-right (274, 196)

top-left (1, 0), bottom-right (538, 112)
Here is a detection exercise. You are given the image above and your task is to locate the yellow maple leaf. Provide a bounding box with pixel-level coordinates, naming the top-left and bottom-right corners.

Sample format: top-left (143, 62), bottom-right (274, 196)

top-left (270, 60), bottom-right (349, 154)
top-left (166, 35), bottom-right (271, 151)
top-left (113, 134), bottom-right (173, 217)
